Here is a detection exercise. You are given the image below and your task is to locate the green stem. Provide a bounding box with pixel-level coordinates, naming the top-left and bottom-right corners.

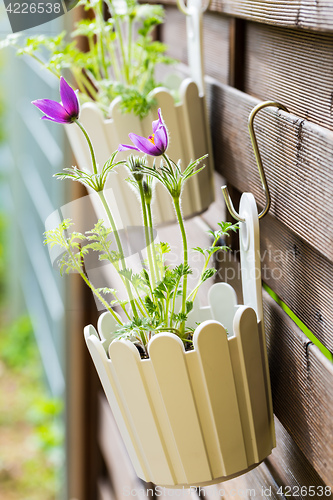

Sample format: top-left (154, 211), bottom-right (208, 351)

top-left (106, 32), bottom-right (122, 82)
top-left (146, 201), bottom-right (160, 282)
top-left (134, 297), bottom-right (145, 317)
top-left (88, 36), bottom-right (100, 79)
top-left (165, 293), bottom-right (170, 326)
top-left (127, 16), bottom-right (133, 84)
top-left (72, 70), bottom-right (86, 94)
top-left (170, 275), bottom-right (181, 328)
top-left (66, 243), bottom-right (122, 325)
top-left (189, 235), bottom-right (220, 303)
top-left (116, 18), bottom-right (129, 83)
top-left (173, 197), bottom-right (188, 335)
top-left (80, 72), bottom-right (99, 101)
top-left (98, 0), bottom-right (109, 78)
top-left (80, 271), bottom-right (122, 324)
top-left (73, 119), bottom-right (98, 175)
top-left (30, 53), bottom-right (60, 78)
top-left (138, 182), bottom-right (156, 290)
top-left (97, 191), bottom-right (139, 318)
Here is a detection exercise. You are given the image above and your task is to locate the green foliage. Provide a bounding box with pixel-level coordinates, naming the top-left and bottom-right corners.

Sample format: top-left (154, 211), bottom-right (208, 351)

top-left (141, 155), bottom-right (208, 200)
top-left (42, 152), bottom-right (239, 353)
top-left (2, 0), bottom-right (176, 118)
top-left (55, 151), bottom-right (125, 192)
top-left (44, 219), bottom-right (87, 275)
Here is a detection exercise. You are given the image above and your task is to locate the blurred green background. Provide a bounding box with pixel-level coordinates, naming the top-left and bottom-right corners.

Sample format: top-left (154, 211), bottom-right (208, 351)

top-left (0, 7), bottom-right (74, 499)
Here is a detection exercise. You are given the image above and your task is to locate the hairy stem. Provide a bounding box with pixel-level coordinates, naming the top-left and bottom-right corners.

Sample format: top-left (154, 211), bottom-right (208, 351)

top-left (146, 201), bottom-right (160, 282)
top-left (138, 181), bottom-right (156, 289)
top-left (98, 0), bottom-right (109, 79)
top-left (98, 191), bottom-right (139, 318)
top-left (173, 197), bottom-right (188, 335)
top-left (74, 119), bottom-right (98, 175)
top-left (189, 234), bottom-right (220, 303)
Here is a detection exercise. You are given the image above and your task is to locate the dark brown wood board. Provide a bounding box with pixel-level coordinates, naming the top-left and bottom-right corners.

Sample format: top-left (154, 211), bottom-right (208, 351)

top-left (206, 81), bottom-right (333, 264)
top-left (264, 289), bottom-right (333, 488)
top-left (209, 0), bottom-right (333, 32)
top-left (158, 0), bottom-right (333, 32)
top-left (161, 7), bottom-right (230, 84)
top-left (244, 22), bottom-right (333, 130)
top-left (266, 417), bottom-right (333, 500)
top-left (259, 213), bottom-right (333, 353)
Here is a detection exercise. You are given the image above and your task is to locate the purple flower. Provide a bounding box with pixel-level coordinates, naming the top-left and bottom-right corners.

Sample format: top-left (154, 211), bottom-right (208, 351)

top-left (32, 77), bottom-right (79, 124)
top-left (118, 108), bottom-right (168, 156)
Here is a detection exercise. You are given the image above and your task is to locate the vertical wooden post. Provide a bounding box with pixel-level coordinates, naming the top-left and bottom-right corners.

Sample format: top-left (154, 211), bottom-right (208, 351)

top-left (227, 18), bottom-right (246, 252)
top-left (66, 182), bottom-right (101, 500)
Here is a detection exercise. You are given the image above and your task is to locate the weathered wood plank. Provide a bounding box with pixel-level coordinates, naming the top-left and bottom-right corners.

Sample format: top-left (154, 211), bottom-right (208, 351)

top-left (162, 7), bottom-right (229, 84)
top-left (203, 461), bottom-right (282, 499)
top-left (214, 256), bottom-right (333, 486)
top-left (203, 416), bottom-right (332, 500)
top-left (260, 214), bottom-right (333, 353)
top-left (267, 417), bottom-right (332, 499)
top-left (210, 0), bottom-right (333, 32)
top-left (158, 0), bottom-right (333, 32)
top-left (206, 81), bottom-right (333, 263)
top-left (216, 209), bottom-right (333, 353)
top-left (245, 22), bottom-right (333, 131)
top-left (263, 289), bottom-right (333, 487)
top-left (97, 478), bottom-right (116, 500)
top-left (228, 17), bottom-right (246, 90)
top-left (98, 396), bottom-right (147, 500)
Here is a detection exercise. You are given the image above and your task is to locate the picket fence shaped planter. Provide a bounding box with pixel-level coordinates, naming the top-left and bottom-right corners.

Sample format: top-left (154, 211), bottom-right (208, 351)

top-left (84, 193), bottom-right (275, 488)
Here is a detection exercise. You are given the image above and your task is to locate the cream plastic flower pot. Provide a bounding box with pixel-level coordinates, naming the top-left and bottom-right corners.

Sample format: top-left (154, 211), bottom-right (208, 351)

top-left (65, 79), bottom-right (214, 226)
top-left (84, 193), bottom-right (275, 487)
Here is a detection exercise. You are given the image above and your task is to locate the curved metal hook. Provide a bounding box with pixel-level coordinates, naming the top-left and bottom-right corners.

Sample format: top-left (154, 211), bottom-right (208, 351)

top-left (222, 101), bottom-right (289, 223)
top-left (176, 0), bottom-right (211, 16)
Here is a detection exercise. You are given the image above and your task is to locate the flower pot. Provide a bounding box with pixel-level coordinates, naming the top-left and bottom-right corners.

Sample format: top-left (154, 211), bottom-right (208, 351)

top-left (84, 193), bottom-right (275, 487)
top-left (65, 79), bottom-right (215, 226)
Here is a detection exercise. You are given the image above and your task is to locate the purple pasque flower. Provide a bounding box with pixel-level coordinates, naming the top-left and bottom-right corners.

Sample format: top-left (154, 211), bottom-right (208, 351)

top-left (32, 77), bottom-right (79, 124)
top-left (118, 108), bottom-right (168, 156)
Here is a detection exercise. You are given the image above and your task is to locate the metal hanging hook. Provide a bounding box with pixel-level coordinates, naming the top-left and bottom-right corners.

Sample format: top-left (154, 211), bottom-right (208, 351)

top-left (176, 0), bottom-right (211, 95)
top-left (222, 101), bottom-right (289, 223)
top-left (176, 0), bottom-right (212, 15)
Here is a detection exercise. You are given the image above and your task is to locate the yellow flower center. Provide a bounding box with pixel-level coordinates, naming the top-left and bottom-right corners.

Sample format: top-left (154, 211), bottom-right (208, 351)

top-left (149, 134), bottom-right (155, 144)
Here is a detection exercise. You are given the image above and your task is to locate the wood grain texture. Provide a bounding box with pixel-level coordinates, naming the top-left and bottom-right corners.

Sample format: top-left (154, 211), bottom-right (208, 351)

top-left (206, 81), bottom-right (333, 263)
top-left (245, 22), bottom-right (333, 130)
top-left (162, 7), bottom-right (229, 84)
top-left (260, 213), bottom-right (333, 353)
top-left (210, 0), bottom-right (333, 32)
top-left (266, 417), bottom-right (332, 499)
top-left (228, 17), bottom-right (246, 90)
top-left (97, 479), bottom-right (115, 500)
top-left (158, 0), bottom-right (333, 32)
top-left (263, 289), bottom-right (333, 488)
top-left (203, 416), bottom-right (332, 500)
top-left (215, 203), bottom-right (333, 353)
top-left (98, 396), bottom-right (147, 499)
top-left (203, 460), bottom-right (282, 499)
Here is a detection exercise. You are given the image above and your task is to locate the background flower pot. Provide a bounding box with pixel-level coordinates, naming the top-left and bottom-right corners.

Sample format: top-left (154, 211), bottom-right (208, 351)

top-left (65, 79), bottom-right (215, 226)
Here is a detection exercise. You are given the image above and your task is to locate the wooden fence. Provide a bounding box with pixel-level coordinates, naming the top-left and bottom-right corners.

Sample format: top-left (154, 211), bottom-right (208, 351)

top-left (67, 3), bottom-right (333, 499)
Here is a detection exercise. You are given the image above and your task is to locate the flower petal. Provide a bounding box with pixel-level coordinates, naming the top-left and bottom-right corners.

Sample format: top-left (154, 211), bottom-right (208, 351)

top-left (152, 108), bottom-right (163, 134)
top-left (129, 133), bottom-right (161, 156)
top-left (153, 125), bottom-right (168, 153)
top-left (41, 115), bottom-right (73, 124)
top-left (59, 77), bottom-right (79, 118)
top-left (32, 99), bottom-right (71, 123)
top-left (118, 143), bottom-right (140, 152)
